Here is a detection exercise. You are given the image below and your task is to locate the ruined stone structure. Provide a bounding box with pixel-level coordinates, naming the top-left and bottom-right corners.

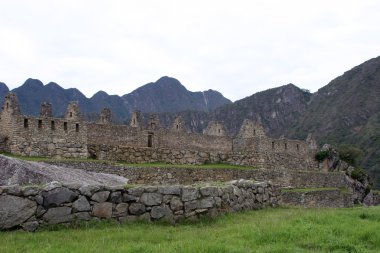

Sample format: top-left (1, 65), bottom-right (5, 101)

top-left (0, 92), bottom-right (318, 170)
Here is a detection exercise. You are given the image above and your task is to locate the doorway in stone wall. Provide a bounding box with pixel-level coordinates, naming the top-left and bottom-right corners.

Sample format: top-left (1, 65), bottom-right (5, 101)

top-left (148, 133), bottom-right (153, 147)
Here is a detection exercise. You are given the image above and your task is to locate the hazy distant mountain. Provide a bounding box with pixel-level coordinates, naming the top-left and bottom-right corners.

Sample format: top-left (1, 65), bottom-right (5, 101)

top-left (0, 82), bottom-right (9, 108)
top-left (123, 76), bottom-right (231, 113)
top-left (4, 76), bottom-right (231, 121)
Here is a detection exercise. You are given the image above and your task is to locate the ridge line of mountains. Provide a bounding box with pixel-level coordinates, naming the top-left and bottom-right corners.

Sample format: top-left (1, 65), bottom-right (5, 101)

top-left (1, 56), bottom-right (379, 187)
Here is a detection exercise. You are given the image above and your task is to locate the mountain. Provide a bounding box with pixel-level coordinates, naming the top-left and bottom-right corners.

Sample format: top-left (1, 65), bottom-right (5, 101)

top-left (6, 77), bottom-right (231, 121)
top-left (123, 76), bottom-right (231, 113)
top-left (0, 82), bottom-right (9, 107)
top-left (155, 57), bottom-right (380, 187)
top-left (156, 83), bottom-right (312, 136)
top-left (286, 56), bottom-right (380, 187)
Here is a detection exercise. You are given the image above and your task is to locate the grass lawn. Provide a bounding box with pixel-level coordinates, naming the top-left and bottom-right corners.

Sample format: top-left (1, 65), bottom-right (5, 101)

top-left (1, 206), bottom-right (379, 253)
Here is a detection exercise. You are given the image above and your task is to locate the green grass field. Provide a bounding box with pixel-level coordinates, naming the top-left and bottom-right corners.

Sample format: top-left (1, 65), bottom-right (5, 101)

top-left (1, 207), bottom-right (379, 253)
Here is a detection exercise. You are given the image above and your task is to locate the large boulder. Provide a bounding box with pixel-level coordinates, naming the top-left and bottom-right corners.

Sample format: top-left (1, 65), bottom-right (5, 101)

top-left (0, 195), bottom-right (37, 229)
top-left (0, 154), bottom-right (128, 186)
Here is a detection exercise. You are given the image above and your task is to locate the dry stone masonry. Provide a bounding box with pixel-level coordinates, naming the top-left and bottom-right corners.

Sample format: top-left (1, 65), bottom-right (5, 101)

top-left (0, 180), bottom-right (279, 231)
top-left (0, 92), bottom-right (319, 170)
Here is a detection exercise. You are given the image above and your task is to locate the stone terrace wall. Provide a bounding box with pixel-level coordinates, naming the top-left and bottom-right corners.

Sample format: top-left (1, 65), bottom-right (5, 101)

top-left (87, 124), bottom-right (232, 153)
top-left (46, 161), bottom-right (348, 189)
top-left (87, 144), bottom-right (319, 170)
top-left (0, 180), bottom-right (278, 231)
top-left (280, 189), bottom-right (353, 208)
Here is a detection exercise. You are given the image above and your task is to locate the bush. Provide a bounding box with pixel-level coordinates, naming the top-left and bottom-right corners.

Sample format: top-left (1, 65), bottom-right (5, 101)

top-left (315, 150), bottom-right (331, 162)
top-left (351, 167), bottom-right (368, 184)
top-left (338, 145), bottom-right (364, 166)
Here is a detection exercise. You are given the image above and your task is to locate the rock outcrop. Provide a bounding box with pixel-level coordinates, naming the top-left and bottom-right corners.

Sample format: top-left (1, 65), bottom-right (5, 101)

top-left (0, 154), bottom-right (128, 186)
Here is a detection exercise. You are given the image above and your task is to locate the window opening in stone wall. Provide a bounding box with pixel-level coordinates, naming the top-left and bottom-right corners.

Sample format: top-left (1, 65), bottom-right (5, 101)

top-left (272, 142), bottom-right (275, 150)
top-left (24, 118), bottom-right (28, 128)
top-left (254, 129), bottom-right (256, 135)
top-left (284, 143), bottom-right (287, 150)
top-left (64, 122), bottom-right (68, 132)
top-left (6, 103), bottom-right (9, 109)
top-left (76, 123), bottom-right (79, 132)
top-left (176, 124), bottom-right (179, 130)
top-left (70, 112), bottom-right (72, 118)
top-left (296, 144), bottom-right (299, 151)
top-left (38, 120), bottom-right (42, 129)
top-left (51, 121), bottom-right (55, 130)
top-left (148, 134), bottom-right (153, 147)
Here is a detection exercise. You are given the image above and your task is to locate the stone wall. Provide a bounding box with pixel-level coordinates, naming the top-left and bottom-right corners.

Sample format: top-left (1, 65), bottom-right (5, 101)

top-left (87, 144), bottom-right (319, 170)
top-left (7, 115), bottom-right (87, 158)
top-left (45, 161), bottom-right (347, 189)
top-left (0, 180), bottom-right (278, 231)
top-left (280, 189), bottom-right (353, 208)
top-left (0, 92), bottom-right (319, 170)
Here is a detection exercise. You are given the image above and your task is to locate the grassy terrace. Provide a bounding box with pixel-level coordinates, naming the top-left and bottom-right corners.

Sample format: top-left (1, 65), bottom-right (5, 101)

top-left (1, 207), bottom-right (379, 253)
top-left (0, 152), bottom-right (256, 170)
top-left (281, 187), bottom-right (352, 194)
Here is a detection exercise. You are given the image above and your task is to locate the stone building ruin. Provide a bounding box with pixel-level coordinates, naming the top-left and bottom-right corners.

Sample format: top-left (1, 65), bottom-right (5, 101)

top-left (0, 93), bottom-right (318, 170)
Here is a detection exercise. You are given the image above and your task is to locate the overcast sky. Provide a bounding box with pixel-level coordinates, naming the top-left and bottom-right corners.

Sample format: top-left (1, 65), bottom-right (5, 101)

top-left (0, 1), bottom-right (379, 101)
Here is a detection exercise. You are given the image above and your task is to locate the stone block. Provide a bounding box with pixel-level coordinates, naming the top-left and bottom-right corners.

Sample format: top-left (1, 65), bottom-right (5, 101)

top-left (140, 193), bottom-right (162, 206)
top-left (200, 186), bottom-right (219, 197)
top-left (74, 212), bottom-right (92, 221)
top-left (151, 205), bottom-right (172, 219)
top-left (92, 202), bottom-right (112, 219)
top-left (129, 203), bottom-right (146, 215)
top-left (23, 186), bottom-right (39, 196)
top-left (182, 187), bottom-right (199, 201)
top-left (0, 195), bottom-right (37, 229)
top-left (42, 187), bottom-right (78, 208)
top-left (158, 186), bottom-right (181, 195)
top-left (113, 203), bottom-right (129, 217)
top-left (22, 221), bottom-right (39, 232)
top-left (109, 192), bottom-right (122, 204)
top-left (170, 196), bottom-right (183, 211)
top-left (198, 197), bottom-right (215, 209)
top-left (91, 191), bottom-right (110, 203)
top-left (79, 185), bottom-right (102, 197)
top-left (73, 196), bottom-right (91, 212)
top-left (42, 206), bottom-right (73, 224)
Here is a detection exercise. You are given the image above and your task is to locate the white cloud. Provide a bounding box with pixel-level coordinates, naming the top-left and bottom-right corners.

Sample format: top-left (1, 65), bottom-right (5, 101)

top-left (0, 0), bottom-right (379, 100)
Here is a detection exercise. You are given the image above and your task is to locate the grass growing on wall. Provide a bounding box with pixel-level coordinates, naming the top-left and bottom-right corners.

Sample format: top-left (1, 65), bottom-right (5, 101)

top-left (117, 162), bottom-right (256, 170)
top-left (1, 207), bottom-right (379, 253)
top-left (0, 152), bottom-right (257, 170)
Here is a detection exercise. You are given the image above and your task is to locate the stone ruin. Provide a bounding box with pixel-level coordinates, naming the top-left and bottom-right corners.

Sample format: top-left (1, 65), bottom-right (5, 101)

top-left (0, 92), bottom-right (319, 170)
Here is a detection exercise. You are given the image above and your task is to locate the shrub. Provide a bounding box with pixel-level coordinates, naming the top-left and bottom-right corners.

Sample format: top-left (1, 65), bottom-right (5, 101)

top-left (338, 145), bottom-right (364, 166)
top-left (315, 150), bottom-right (331, 162)
top-left (351, 167), bottom-right (368, 184)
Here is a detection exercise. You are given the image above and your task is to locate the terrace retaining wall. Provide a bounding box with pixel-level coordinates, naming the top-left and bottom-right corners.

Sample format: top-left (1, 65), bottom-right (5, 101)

top-left (0, 180), bottom-right (278, 232)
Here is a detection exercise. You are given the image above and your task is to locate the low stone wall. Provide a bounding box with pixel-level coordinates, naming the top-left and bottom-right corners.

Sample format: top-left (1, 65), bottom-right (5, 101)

top-left (46, 161), bottom-right (349, 189)
top-left (88, 144), bottom-right (318, 171)
top-left (0, 180), bottom-right (278, 232)
top-left (280, 189), bottom-right (353, 208)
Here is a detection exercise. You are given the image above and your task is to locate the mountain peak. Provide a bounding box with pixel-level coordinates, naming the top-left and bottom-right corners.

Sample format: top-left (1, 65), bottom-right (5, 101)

top-left (23, 78), bottom-right (44, 89)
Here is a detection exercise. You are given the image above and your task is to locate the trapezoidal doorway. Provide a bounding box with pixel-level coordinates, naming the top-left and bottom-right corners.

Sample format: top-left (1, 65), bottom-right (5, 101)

top-left (148, 133), bottom-right (153, 147)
